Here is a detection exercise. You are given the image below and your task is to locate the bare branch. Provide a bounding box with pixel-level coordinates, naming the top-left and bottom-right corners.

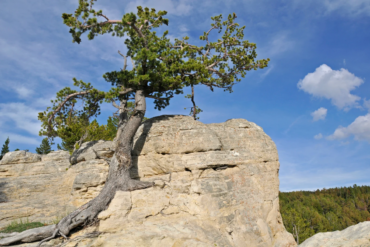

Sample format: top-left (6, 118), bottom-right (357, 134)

top-left (131, 24), bottom-right (147, 47)
top-left (112, 100), bottom-right (120, 109)
top-left (118, 50), bottom-right (127, 71)
top-left (130, 57), bottom-right (136, 69)
top-left (204, 26), bottom-right (218, 58)
top-left (97, 13), bottom-right (109, 21)
top-left (48, 91), bottom-right (91, 123)
top-left (147, 17), bottom-right (162, 29)
top-left (139, 20), bottom-right (149, 31)
top-left (119, 88), bottom-right (134, 95)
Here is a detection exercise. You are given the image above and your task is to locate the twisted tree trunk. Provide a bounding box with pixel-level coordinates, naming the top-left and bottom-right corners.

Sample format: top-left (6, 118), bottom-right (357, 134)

top-left (0, 90), bottom-right (152, 246)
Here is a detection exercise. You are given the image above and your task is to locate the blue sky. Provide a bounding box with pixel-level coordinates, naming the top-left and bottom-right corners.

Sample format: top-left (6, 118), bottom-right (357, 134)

top-left (0, 0), bottom-right (369, 191)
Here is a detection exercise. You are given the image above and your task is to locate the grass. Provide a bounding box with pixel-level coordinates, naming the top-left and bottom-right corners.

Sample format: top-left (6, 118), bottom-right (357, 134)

top-left (0, 219), bottom-right (46, 234)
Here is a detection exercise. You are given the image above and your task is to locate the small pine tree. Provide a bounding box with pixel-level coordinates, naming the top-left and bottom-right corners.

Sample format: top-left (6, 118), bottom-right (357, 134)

top-left (35, 138), bottom-right (53, 154)
top-left (0, 137), bottom-right (10, 160)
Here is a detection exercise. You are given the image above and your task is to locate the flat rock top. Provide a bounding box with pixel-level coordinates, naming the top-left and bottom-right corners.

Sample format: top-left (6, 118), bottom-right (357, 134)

top-left (0, 151), bottom-right (41, 165)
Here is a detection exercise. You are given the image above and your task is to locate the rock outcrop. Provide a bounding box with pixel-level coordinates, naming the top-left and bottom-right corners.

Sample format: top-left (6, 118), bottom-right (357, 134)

top-left (299, 221), bottom-right (370, 247)
top-left (0, 115), bottom-right (296, 247)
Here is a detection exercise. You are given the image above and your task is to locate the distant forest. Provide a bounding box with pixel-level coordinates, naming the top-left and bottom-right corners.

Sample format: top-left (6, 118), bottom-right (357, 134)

top-left (279, 184), bottom-right (370, 244)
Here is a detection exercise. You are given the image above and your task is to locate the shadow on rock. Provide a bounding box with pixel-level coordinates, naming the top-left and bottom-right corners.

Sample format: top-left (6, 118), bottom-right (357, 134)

top-left (70, 141), bottom-right (99, 164)
top-left (130, 115), bottom-right (175, 179)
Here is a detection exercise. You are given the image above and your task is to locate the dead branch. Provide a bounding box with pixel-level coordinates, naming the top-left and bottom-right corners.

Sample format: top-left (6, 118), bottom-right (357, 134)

top-left (118, 50), bottom-right (128, 71)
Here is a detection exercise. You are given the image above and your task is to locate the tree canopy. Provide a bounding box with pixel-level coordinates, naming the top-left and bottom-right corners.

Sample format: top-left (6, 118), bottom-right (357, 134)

top-left (35, 138), bottom-right (53, 155)
top-left (38, 0), bottom-right (269, 140)
top-left (0, 1), bottom-right (270, 245)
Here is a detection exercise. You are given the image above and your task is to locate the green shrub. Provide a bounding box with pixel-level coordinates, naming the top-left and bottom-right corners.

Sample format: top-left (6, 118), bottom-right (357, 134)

top-left (0, 219), bottom-right (46, 233)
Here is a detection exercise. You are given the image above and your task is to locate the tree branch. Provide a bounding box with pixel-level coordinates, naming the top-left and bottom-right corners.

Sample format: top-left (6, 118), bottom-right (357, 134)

top-left (204, 26), bottom-right (218, 58)
top-left (79, 20), bottom-right (125, 29)
top-left (130, 57), bottom-right (136, 69)
top-left (139, 20), bottom-right (149, 31)
top-left (131, 24), bottom-right (147, 48)
top-left (97, 13), bottom-right (110, 21)
top-left (119, 88), bottom-right (134, 95)
top-left (48, 91), bottom-right (91, 123)
top-left (118, 50), bottom-right (127, 71)
top-left (111, 100), bottom-right (120, 109)
top-left (145, 94), bottom-right (173, 100)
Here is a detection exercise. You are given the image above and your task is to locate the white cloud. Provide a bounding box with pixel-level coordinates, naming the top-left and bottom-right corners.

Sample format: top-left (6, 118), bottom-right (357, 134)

top-left (298, 64), bottom-right (364, 110)
top-left (14, 86), bottom-right (34, 98)
top-left (323, 0), bottom-right (370, 16)
top-left (0, 103), bottom-right (42, 136)
top-left (0, 132), bottom-right (39, 146)
top-left (327, 113), bottom-right (370, 141)
top-left (2, 82), bottom-right (35, 98)
top-left (364, 98), bottom-right (370, 111)
top-left (314, 133), bottom-right (323, 140)
top-left (264, 34), bottom-right (295, 57)
top-left (311, 107), bottom-right (327, 121)
top-left (260, 65), bottom-right (274, 78)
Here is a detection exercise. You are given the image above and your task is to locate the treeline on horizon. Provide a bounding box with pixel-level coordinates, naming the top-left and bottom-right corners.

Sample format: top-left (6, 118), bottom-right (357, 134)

top-left (280, 184), bottom-right (370, 244)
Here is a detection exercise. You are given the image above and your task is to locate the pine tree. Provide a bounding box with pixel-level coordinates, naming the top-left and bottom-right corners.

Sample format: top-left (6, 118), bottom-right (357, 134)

top-left (35, 138), bottom-right (53, 154)
top-left (0, 137), bottom-right (10, 160)
top-left (2, 1), bottom-right (269, 244)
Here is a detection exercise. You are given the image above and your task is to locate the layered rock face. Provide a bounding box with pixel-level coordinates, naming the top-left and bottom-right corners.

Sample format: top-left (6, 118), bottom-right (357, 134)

top-left (0, 115), bottom-right (296, 247)
top-left (299, 221), bottom-right (370, 247)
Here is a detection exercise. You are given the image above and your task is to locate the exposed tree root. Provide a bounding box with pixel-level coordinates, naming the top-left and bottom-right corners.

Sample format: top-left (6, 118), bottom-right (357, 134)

top-left (0, 155), bottom-right (153, 246)
top-left (0, 225), bottom-right (57, 246)
top-left (37, 229), bottom-right (58, 247)
top-left (0, 92), bottom-right (152, 246)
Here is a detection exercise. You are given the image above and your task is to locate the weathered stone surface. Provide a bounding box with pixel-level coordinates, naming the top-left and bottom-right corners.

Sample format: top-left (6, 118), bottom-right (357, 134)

top-left (0, 115), bottom-right (296, 247)
top-left (70, 140), bottom-right (114, 165)
top-left (0, 151), bottom-right (41, 165)
top-left (299, 221), bottom-right (370, 247)
top-left (0, 157), bottom-right (108, 227)
top-left (41, 151), bottom-right (70, 162)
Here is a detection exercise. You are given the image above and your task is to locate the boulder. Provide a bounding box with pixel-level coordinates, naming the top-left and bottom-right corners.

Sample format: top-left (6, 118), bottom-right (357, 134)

top-left (41, 150), bottom-right (70, 162)
top-left (0, 115), bottom-right (296, 247)
top-left (0, 151), bottom-right (41, 165)
top-left (299, 221), bottom-right (370, 247)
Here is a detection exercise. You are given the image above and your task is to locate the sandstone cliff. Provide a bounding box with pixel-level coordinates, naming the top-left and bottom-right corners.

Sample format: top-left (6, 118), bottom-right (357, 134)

top-left (0, 115), bottom-right (296, 247)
